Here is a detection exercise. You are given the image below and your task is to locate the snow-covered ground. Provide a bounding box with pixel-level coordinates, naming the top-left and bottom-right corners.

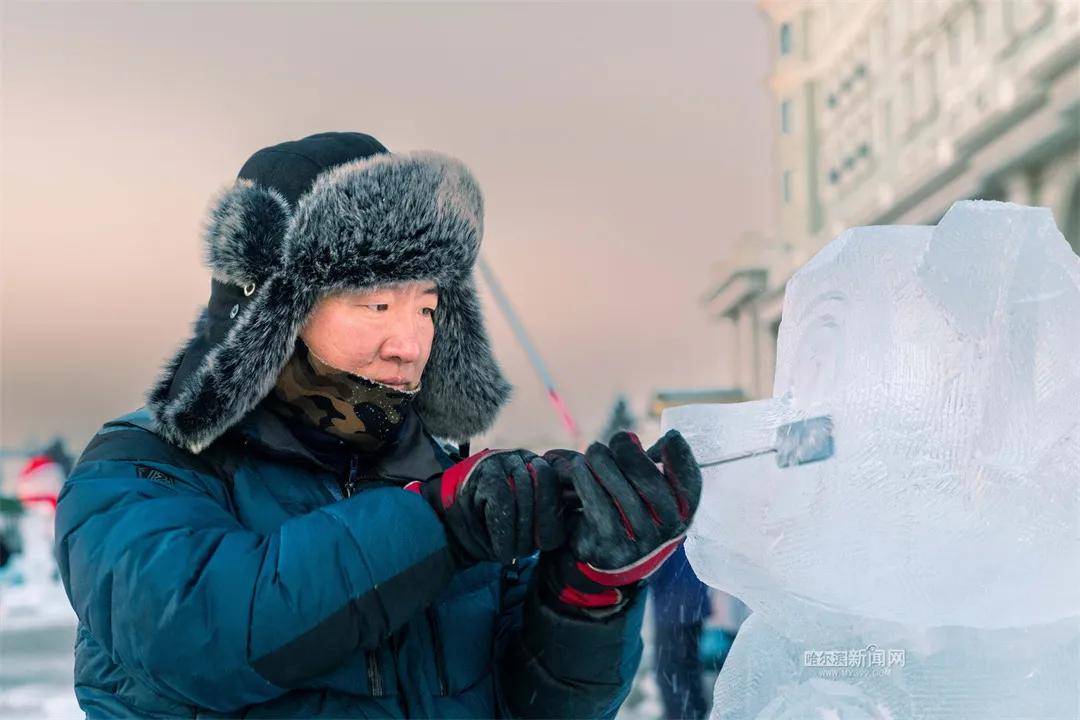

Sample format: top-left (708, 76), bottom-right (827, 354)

top-left (0, 495), bottom-right (81, 719)
top-left (0, 622), bottom-right (80, 719)
top-left (0, 575), bottom-right (81, 719)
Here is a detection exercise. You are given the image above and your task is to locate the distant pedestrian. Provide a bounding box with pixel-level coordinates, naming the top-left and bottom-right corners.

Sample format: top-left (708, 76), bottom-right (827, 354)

top-left (650, 543), bottom-right (712, 720)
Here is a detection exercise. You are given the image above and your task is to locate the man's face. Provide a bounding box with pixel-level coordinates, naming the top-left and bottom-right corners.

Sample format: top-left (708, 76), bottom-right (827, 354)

top-left (300, 280), bottom-right (438, 391)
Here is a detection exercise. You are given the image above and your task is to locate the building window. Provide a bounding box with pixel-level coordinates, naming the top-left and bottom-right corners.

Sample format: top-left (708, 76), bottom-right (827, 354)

top-left (1002, 0), bottom-right (1015, 36)
top-left (782, 170), bottom-right (793, 203)
top-left (779, 23), bottom-right (792, 56)
top-left (901, 71), bottom-right (915, 130)
top-left (920, 51), bottom-right (938, 119)
top-left (973, 1), bottom-right (986, 43)
top-left (878, 17), bottom-right (890, 60)
top-left (879, 99), bottom-right (893, 141)
top-left (780, 99), bottom-right (792, 134)
top-left (946, 22), bottom-right (961, 65)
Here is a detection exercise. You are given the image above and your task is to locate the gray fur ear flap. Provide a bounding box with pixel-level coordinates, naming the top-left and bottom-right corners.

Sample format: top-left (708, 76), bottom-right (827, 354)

top-left (415, 274), bottom-right (512, 441)
top-left (148, 274), bottom-right (316, 453)
top-left (204, 179), bottom-right (292, 286)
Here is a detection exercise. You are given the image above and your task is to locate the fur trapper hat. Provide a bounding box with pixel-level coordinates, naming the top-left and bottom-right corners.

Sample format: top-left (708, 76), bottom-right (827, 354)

top-left (148, 131), bottom-right (511, 453)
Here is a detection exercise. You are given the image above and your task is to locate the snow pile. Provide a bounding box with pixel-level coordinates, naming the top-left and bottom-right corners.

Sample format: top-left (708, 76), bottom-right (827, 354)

top-left (0, 504), bottom-right (79, 719)
top-left (0, 502), bottom-right (75, 631)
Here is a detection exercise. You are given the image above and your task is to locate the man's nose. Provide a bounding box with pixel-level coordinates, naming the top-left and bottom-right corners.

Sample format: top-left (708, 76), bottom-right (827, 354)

top-left (380, 317), bottom-right (423, 364)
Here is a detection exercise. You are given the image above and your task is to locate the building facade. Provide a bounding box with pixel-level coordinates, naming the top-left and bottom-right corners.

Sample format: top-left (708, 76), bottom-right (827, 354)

top-left (707, 0), bottom-right (1080, 399)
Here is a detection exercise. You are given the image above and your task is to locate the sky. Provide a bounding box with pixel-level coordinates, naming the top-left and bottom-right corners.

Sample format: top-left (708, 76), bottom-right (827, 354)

top-left (1, 1), bottom-right (776, 454)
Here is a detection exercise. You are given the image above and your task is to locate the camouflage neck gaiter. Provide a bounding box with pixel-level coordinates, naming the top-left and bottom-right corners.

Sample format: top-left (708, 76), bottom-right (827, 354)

top-left (269, 342), bottom-right (421, 453)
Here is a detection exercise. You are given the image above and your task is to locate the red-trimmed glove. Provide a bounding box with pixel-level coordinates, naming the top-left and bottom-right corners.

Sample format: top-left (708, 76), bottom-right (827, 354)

top-left (406, 449), bottom-right (565, 567)
top-left (539, 430), bottom-right (702, 612)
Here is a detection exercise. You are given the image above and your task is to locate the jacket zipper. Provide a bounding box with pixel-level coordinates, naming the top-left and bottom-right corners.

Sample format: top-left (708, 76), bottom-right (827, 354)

top-left (425, 606), bottom-right (449, 696)
top-left (341, 453), bottom-right (360, 498)
top-left (366, 649), bottom-right (384, 697)
top-left (340, 453), bottom-right (385, 696)
top-left (501, 558), bottom-right (520, 603)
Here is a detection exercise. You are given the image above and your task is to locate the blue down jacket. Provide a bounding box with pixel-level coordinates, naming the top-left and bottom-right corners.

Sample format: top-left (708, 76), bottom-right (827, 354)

top-left (54, 404), bottom-right (644, 718)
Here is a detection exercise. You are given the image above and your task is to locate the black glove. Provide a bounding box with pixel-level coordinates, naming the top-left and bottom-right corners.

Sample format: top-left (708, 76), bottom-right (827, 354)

top-left (406, 449), bottom-right (565, 566)
top-left (539, 429), bottom-right (702, 611)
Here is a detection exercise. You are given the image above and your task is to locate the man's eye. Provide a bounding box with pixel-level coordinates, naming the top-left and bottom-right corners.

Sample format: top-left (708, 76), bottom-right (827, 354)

top-left (422, 307), bottom-right (436, 317)
top-left (366, 304), bottom-right (389, 312)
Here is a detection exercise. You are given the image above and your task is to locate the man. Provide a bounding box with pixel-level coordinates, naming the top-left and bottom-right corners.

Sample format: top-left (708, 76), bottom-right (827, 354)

top-left (54, 132), bottom-right (702, 718)
top-left (650, 544), bottom-right (713, 720)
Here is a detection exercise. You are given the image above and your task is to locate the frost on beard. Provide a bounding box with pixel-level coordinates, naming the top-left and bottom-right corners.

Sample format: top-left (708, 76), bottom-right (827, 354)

top-left (664, 201), bottom-right (1080, 720)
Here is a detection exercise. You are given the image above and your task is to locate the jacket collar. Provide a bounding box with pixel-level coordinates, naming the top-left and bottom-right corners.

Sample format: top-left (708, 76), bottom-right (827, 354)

top-left (225, 401), bottom-right (451, 481)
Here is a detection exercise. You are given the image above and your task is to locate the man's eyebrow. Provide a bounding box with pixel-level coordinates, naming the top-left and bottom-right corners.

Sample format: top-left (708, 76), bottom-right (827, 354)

top-left (423, 287), bottom-right (439, 296)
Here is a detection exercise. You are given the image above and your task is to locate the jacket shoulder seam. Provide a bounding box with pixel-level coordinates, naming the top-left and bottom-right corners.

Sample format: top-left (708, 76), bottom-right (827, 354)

top-left (76, 424), bottom-right (226, 484)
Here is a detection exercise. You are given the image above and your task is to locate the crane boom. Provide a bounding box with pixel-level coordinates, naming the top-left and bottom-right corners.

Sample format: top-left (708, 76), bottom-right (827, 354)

top-left (477, 257), bottom-right (583, 449)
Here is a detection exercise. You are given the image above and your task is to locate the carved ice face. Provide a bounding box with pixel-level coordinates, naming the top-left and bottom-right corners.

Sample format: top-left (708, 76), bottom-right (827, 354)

top-left (672, 202), bottom-right (1080, 629)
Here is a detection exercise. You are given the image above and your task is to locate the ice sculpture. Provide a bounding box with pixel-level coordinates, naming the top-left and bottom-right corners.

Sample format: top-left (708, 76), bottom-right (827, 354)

top-left (664, 201), bottom-right (1080, 720)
